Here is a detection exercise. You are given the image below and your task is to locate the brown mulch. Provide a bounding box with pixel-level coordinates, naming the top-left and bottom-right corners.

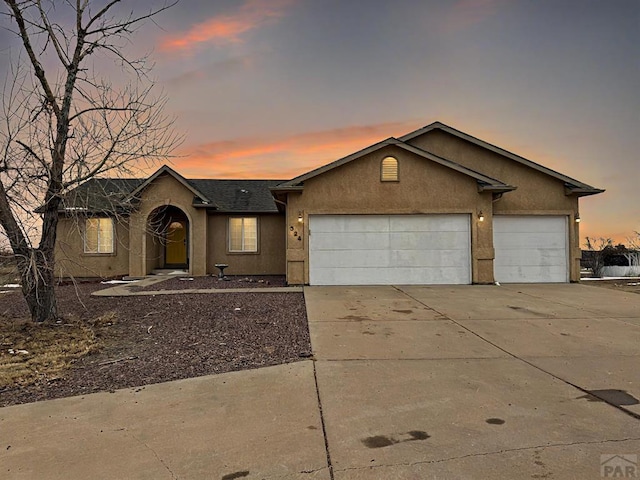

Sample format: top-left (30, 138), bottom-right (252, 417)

top-left (0, 281), bottom-right (311, 407)
top-left (131, 275), bottom-right (288, 291)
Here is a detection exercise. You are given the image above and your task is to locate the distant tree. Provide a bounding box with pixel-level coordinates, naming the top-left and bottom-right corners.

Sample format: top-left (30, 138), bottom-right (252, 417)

top-left (583, 237), bottom-right (613, 277)
top-left (0, 0), bottom-right (179, 322)
top-left (624, 232), bottom-right (640, 270)
top-left (601, 244), bottom-right (632, 267)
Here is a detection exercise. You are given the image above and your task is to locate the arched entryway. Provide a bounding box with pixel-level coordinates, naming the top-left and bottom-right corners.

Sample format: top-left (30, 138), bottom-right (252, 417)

top-left (147, 205), bottom-right (190, 270)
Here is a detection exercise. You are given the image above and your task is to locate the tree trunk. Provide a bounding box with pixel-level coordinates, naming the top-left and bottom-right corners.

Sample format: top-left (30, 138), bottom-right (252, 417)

top-left (15, 249), bottom-right (58, 323)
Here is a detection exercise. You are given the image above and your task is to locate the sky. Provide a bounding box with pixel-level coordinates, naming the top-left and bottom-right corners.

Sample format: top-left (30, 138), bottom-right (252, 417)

top-left (1, 0), bottom-right (638, 244)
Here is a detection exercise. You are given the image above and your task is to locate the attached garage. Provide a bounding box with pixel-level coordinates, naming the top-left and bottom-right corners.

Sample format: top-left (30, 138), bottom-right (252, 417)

top-left (493, 216), bottom-right (569, 283)
top-left (309, 214), bottom-right (471, 285)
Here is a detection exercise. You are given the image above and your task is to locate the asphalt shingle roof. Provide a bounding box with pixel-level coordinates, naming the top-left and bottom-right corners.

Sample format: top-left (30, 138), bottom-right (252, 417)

top-left (61, 178), bottom-right (144, 213)
top-left (61, 177), bottom-right (284, 213)
top-left (188, 179), bottom-right (285, 212)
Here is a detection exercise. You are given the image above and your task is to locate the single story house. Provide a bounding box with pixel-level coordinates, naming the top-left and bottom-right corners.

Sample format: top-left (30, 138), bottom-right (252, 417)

top-left (56, 121), bottom-right (603, 285)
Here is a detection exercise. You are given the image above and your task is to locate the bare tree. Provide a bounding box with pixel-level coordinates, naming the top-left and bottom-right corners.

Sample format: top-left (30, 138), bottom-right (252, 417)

top-left (583, 237), bottom-right (613, 278)
top-left (0, 0), bottom-right (180, 322)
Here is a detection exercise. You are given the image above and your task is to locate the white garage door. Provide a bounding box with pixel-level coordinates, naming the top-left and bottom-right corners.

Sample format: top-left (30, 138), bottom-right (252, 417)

top-left (493, 216), bottom-right (568, 283)
top-left (309, 215), bottom-right (471, 285)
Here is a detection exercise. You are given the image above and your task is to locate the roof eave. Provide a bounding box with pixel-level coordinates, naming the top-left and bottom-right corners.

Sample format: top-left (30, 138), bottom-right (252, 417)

top-left (58, 207), bottom-right (133, 215)
top-left (192, 203), bottom-right (218, 209)
top-left (269, 185), bottom-right (305, 193)
top-left (402, 122), bottom-right (600, 191)
top-left (398, 142), bottom-right (512, 186)
top-left (478, 184), bottom-right (517, 193)
top-left (125, 165), bottom-right (212, 204)
top-left (277, 138), bottom-right (399, 187)
top-left (207, 209), bottom-right (280, 214)
top-left (565, 186), bottom-right (605, 197)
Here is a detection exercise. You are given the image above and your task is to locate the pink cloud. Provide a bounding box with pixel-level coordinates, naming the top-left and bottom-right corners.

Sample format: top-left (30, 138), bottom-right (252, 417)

top-left (173, 120), bottom-right (421, 179)
top-left (440, 0), bottom-right (506, 33)
top-left (160, 0), bottom-right (295, 52)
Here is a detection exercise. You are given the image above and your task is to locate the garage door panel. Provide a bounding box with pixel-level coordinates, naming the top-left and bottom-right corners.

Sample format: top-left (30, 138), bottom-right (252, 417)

top-left (494, 216), bottom-right (566, 233)
top-left (391, 249), bottom-right (470, 268)
top-left (390, 231), bottom-right (470, 250)
top-left (495, 232), bottom-right (567, 249)
top-left (496, 265), bottom-right (568, 282)
top-left (311, 216), bottom-right (389, 233)
top-left (311, 266), bottom-right (471, 286)
top-left (309, 214), bottom-right (471, 285)
top-left (497, 250), bottom-right (568, 266)
top-left (311, 249), bottom-right (391, 268)
top-left (386, 267), bottom-right (470, 285)
top-left (310, 232), bottom-right (390, 250)
top-left (389, 215), bottom-right (468, 232)
top-left (311, 267), bottom-right (403, 286)
top-left (493, 216), bottom-right (568, 283)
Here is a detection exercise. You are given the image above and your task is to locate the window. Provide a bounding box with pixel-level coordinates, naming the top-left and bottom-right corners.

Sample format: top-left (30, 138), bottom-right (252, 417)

top-left (84, 218), bottom-right (114, 254)
top-left (229, 217), bottom-right (258, 252)
top-left (381, 156), bottom-right (398, 181)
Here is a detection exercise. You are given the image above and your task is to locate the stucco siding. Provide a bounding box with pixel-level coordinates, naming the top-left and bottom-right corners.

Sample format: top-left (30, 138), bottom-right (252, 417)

top-left (406, 129), bottom-right (581, 281)
top-left (406, 130), bottom-right (576, 211)
top-left (284, 145), bottom-right (495, 284)
top-left (55, 216), bottom-right (130, 278)
top-left (128, 173), bottom-right (208, 277)
top-left (298, 145), bottom-right (483, 212)
top-left (206, 213), bottom-right (286, 275)
top-left (146, 233), bottom-right (162, 272)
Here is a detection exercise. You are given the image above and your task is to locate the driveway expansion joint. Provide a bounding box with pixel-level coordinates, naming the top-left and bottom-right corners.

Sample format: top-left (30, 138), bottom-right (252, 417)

top-left (312, 361), bottom-right (335, 480)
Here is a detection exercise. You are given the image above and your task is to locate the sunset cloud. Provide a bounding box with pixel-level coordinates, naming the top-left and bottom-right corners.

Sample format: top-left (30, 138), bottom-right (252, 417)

top-left (173, 120), bottom-right (421, 179)
top-left (165, 55), bottom-right (256, 87)
top-left (160, 0), bottom-right (295, 53)
top-left (440, 0), bottom-right (506, 33)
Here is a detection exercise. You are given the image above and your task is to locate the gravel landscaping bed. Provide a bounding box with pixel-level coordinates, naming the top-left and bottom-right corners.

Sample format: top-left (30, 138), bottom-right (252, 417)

top-left (0, 281), bottom-right (310, 407)
top-left (132, 275), bottom-right (288, 291)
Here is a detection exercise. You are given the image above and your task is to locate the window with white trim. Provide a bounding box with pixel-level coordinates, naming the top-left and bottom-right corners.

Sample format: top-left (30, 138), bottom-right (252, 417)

top-left (229, 217), bottom-right (258, 252)
top-left (84, 217), bottom-right (114, 254)
top-left (381, 156), bottom-right (398, 181)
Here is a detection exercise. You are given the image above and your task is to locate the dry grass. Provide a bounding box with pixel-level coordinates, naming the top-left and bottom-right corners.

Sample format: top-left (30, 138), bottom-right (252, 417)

top-left (0, 255), bottom-right (18, 286)
top-left (0, 315), bottom-right (104, 389)
top-left (0, 269), bottom-right (19, 288)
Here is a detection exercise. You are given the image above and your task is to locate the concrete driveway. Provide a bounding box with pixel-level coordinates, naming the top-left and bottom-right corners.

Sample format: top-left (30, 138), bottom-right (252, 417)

top-left (306, 284), bottom-right (640, 479)
top-left (1, 284), bottom-right (639, 479)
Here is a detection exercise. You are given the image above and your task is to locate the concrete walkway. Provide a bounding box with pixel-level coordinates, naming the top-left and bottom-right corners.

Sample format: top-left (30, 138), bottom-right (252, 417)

top-left (1, 283), bottom-right (639, 479)
top-left (1, 362), bottom-right (329, 479)
top-left (93, 276), bottom-right (303, 296)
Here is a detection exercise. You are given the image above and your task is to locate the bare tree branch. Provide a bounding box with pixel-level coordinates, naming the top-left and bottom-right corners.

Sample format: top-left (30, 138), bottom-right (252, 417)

top-left (0, 0), bottom-right (181, 322)
top-left (4, 0), bottom-right (61, 117)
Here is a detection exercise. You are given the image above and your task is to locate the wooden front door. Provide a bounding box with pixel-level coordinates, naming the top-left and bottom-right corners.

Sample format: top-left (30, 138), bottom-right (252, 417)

top-left (165, 220), bottom-right (187, 266)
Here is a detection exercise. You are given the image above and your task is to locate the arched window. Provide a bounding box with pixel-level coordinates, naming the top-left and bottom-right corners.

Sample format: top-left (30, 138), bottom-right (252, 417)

top-left (381, 156), bottom-right (398, 181)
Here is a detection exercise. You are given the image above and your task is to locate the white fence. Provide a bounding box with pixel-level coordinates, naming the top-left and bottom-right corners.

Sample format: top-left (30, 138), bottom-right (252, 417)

top-left (602, 266), bottom-right (640, 277)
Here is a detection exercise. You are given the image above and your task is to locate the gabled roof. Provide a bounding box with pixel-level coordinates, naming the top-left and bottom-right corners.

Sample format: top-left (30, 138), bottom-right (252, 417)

top-left (273, 138), bottom-right (515, 193)
top-left (400, 121), bottom-right (604, 196)
top-left (125, 165), bottom-right (212, 205)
